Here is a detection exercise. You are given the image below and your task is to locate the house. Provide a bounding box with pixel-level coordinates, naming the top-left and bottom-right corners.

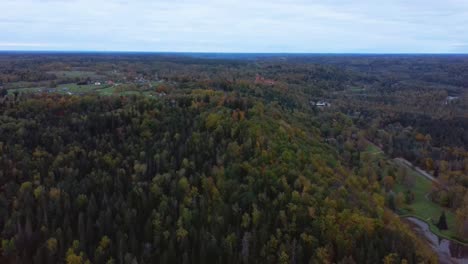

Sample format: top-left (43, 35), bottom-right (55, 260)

top-left (444, 96), bottom-right (459, 105)
top-left (316, 101), bottom-right (330, 107)
top-left (136, 77), bottom-right (147, 84)
top-left (311, 100), bottom-right (331, 107)
top-left (94, 82), bottom-right (101, 86)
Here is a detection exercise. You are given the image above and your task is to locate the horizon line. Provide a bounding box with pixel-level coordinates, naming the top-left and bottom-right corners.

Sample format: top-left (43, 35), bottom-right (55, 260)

top-left (1, 50), bottom-right (468, 56)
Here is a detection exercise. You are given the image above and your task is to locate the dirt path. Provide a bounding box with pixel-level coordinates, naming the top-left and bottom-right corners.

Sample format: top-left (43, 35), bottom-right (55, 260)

top-left (363, 141), bottom-right (468, 260)
top-left (394, 157), bottom-right (439, 184)
top-left (405, 217), bottom-right (468, 264)
top-left (364, 140), bottom-right (438, 184)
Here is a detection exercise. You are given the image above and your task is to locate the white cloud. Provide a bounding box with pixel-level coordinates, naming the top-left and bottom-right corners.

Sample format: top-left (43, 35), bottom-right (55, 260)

top-left (0, 0), bottom-right (467, 52)
top-left (0, 42), bottom-right (50, 47)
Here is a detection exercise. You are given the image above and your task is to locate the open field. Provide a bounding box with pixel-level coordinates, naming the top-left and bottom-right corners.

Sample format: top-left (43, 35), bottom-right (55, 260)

top-left (55, 83), bottom-right (102, 94)
top-left (363, 141), bottom-right (466, 243)
top-left (7, 83), bottom-right (103, 95)
top-left (47, 70), bottom-right (104, 79)
top-left (394, 168), bottom-right (460, 241)
top-left (6, 82), bottom-right (162, 98)
top-left (348, 86), bottom-right (367, 92)
top-left (364, 143), bottom-right (383, 155)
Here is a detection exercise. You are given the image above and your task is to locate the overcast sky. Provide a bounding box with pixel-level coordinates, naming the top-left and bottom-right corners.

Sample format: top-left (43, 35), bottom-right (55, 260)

top-left (1, 0), bottom-right (468, 53)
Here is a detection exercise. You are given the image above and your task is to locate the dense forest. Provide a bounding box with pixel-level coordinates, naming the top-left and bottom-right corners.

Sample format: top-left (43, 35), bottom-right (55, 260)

top-left (1, 53), bottom-right (467, 263)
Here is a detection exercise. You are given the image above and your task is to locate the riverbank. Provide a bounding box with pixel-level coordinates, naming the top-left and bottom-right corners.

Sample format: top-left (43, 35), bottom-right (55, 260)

top-left (392, 158), bottom-right (467, 244)
top-left (394, 171), bottom-right (460, 241)
top-left (401, 214), bottom-right (468, 246)
top-left (405, 217), bottom-right (468, 264)
top-left (363, 141), bottom-right (466, 244)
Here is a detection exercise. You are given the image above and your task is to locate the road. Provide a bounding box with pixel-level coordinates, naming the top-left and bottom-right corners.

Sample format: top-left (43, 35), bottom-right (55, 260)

top-left (405, 217), bottom-right (468, 264)
top-left (394, 157), bottom-right (439, 184)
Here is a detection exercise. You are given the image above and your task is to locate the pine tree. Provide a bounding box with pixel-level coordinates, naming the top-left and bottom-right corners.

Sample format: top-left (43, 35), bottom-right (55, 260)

top-left (437, 211), bottom-right (448, 230)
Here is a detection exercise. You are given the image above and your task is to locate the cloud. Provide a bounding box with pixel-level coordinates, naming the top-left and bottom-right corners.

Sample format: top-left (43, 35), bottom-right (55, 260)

top-left (0, 42), bottom-right (51, 47)
top-left (0, 0), bottom-right (467, 52)
top-left (450, 43), bottom-right (468, 53)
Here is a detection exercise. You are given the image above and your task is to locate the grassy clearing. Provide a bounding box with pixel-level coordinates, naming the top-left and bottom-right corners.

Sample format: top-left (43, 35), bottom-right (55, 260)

top-left (6, 78), bottom-right (163, 98)
top-left (5, 81), bottom-right (44, 89)
top-left (7, 87), bottom-right (43, 94)
top-left (7, 84), bottom-right (159, 97)
top-left (97, 86), bottom-right (118, 96)
top-left (6, 80), bottom-right (161, 100)
top-left (55, 83), bottom-right (103, 94)
top-left (91, 86), bottom-right (159, 97)
top-left (6, 83), bottom-right (98, 94)
top-left (349, 86), bottom-right (366, 92)
top-left (393, 162), bottom-right (463, 242)
top-left (360, 141), bottom-right (385, 166)
top-left (48, 70), bottom-right (103, 79)
top-left (362, 141), bottom-right (465, 243)
top-left (364, 143), bottom-right (383, 155)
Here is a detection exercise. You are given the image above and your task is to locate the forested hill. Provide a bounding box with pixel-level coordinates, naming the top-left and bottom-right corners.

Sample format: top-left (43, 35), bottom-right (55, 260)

top-left (0, 91), bottom-right (434, 263)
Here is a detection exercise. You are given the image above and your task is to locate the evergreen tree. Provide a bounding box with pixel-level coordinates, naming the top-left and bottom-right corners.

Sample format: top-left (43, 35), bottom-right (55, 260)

top-left (437, 211), bottom-right (448, 230)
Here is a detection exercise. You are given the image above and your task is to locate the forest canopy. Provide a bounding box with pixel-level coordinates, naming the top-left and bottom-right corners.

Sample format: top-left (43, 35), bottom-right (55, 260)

top-left (2, 53), bottom-right (467, 263)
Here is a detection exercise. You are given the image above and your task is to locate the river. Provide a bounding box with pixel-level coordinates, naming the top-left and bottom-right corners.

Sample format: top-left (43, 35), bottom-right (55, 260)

top-left (405, 217), bottom-right (468, 264)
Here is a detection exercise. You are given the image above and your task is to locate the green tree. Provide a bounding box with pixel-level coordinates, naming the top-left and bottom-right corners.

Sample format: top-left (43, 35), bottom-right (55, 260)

top-left (437, 211), bottom-right (448, 230)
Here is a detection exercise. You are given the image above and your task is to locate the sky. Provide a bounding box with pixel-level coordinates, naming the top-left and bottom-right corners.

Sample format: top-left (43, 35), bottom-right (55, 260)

top-left (1, 0), bottom-right (468, 53)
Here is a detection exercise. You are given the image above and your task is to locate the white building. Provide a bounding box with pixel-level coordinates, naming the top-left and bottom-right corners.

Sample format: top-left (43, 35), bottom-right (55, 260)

top-left (311, 100), bottom-right (331, 107)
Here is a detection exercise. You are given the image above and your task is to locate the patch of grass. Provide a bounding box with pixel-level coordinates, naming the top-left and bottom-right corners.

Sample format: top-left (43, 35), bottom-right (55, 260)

top-left (7, 83), bottom-right (103, 95)
top-left (97, 86), bottom-right (118, 96)
top-left (48, 70), bottom-right (103, 79)
top-left (55, 83), bottom-right (99, 94)
top-left (7, 87), bottom-right (43, 94)
top-left (394, 162), bottom-right (461, 241)
top-left (7, 81), bottom-right (160, 98)
top-left (120, 91), bottom-right (141, 96)
top-left (361, 141), bottom-right (466, 243)
top-left (6, 81), bottom-right (44, 89)
top-left (349, 86), bottom-right (366, 92)
top-left (364, 144), bottom-right (383, 154)
top-left (97, 86), bottom-right (158, 97)
top-left (360, 142), bottom-right (385, 165)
